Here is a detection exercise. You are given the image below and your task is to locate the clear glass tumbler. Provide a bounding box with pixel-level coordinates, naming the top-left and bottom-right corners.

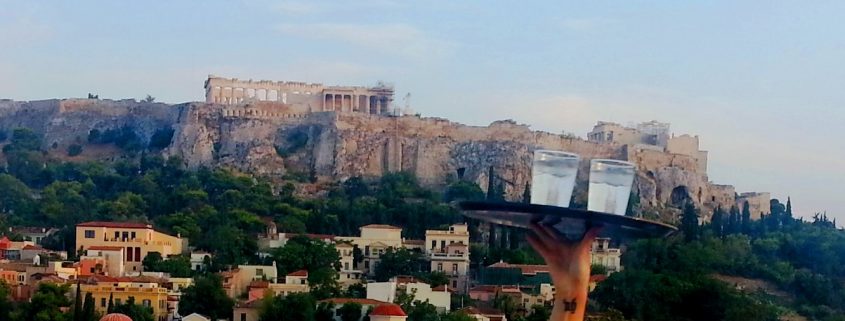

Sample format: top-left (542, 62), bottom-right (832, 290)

top-left (530, 150), bottom-right (580, 207)
top-left (588, 159), bottom-right (636, 214)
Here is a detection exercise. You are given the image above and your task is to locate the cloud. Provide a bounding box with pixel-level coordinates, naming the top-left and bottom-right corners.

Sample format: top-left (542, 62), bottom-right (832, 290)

top-left (275, 23), bottom-right (452, 60)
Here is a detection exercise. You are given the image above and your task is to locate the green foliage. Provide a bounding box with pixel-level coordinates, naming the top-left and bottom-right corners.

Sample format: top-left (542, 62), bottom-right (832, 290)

top-left (0, 281), bottom-right (13, 321)
top-left (373, 247), bottom-right (425, 282)
top-left (148, 127), bottom-right (174, 149)
top-left (444, 180), bottom-right (484, 202)
top-left (315, 302), bottom-right (335, 321)
top-left (111, 297), bottom-right (153, 321)
top-left (179, 274), bottom-right (234, 320)
top-left (87, 125), bottom-right (143, 152)
top-left (2, 128), bottom-right (42, 152)
top-left (416, 271), bottom-right (450, 288)
top-left (259, 293), bottom-right (315, 321)
top-left (442, 311), bottom-right (476, 321)
top-left (524, 305), bottom-right (551, 321)
top-left (339, 302), bottom-right (363, 321)
top-left (268, 235), bottom-right (341, 299)
top-left (141, 252), bottom-right (193, 277)
top-left (15, 283), bottom-right (71, 321)
top-left (591, 264), bottom-right (609, 276)
top-left (66, 144), bottom-right (83, 156)
top-left (406, 301), bottom-right (439, 321)
top-left (81, 293), bottom-right (96, 321)
top-left (680, 201), bottom-right (699, 242)
top-left (0, 128), bottom-right (7, 142)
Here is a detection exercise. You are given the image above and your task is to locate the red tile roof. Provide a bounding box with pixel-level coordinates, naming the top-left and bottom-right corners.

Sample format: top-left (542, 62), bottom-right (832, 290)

top-left (287, 270), bottom-right (308, 277)
top-left (249, 280), bottom-right (270, 288)
top-left (87, 246), bottom-right (124, 251)
top-left (402, 239), bottom-right (425, 245)
top-left (590, 275), bottom-right (608, 282)
top-left (394, 275), bottom-right (423, 285)
top-left (361, 224), bottom-right (402, 230)
top-left (318, 298), bottom-right (390, 306)
top-left (22, 244), bottom-right (44, 250)
top-left (371, 304), bottom-right (406, 317)
top-left (432, 285), bottom-right (452, 292)
top-left (77, 221), bottom-right (151, 229)
top-left (487, 262), bottom-right (549, 275)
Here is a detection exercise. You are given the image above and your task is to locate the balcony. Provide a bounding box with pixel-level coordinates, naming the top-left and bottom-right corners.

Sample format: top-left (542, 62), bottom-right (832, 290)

top-left (430, 252), bottom-right (468, 260)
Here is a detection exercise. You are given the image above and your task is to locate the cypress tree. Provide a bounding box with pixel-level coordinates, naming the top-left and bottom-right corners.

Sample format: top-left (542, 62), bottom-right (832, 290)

top-left (82, 293), bottom-right (95, 321)
top-left (73, 281), bottom-right (82, 321)
top-left (784, 197), bottom-right (794, 226)
top-left (710, 206), bottom-right (724, 237)
top-left (741, 201), bottom-right (752, 235)
top-left (107, 293), bottom-right (114, 313)
top-left (728, 205), bottom-right (740, 234)
top-left (680, 201), bottom-right (699, 242)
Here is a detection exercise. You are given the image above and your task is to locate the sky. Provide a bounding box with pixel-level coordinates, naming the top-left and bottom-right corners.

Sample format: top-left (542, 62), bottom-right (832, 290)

top-left (1, 1), bottom-right (843, 222)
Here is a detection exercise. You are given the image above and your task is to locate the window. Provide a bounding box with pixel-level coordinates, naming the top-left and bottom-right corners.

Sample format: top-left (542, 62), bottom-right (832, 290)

top-left (452, 280), bottom-right (457, 288)
top-left (452, 264), bottom-right (458, 273)
top-left (131, 232), bottom-right (136, 239)
top-left (437, 263), bottom-right (443, 272)
top-left (126, 247), bottom-right (134, 261)
top-left (135, 247), bottom-right (141, 262)
top-left (256, 268), bottom-right (264, 276)
top-left (364, 261), bottom-right (370, 269)
top-left (241, 313), bottom-right (247, 321)
top-left (122, 231), bottom-right (129, 240)
top-left (142, 299), bottom-right (151, 307)
top-left (365, 246), bottom-right (370, 256)
top-left (84, 230), bottom-right (95, 239)
top-left (301, 279), bottom-right (306, 285)
top-left (160, 300), bottom-right (166, 309)
top-left (431, 240), bottom-right (436, 249)
top-left (114, 231), bottom-right (120, 240)
top-left (101, 298), bottom-right (106, 307)
top-left (441, 241), bottom-right (445, 249)
top-left (344, 263), bottom-right (349, 270)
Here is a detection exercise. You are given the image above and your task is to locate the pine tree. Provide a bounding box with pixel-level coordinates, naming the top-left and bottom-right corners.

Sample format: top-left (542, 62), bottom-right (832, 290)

top-left (710, 206), bottom-right (724, 237)
top-left (741, 201), bottom-right (752, 235)
top-left (73, 281), bottom-right (82, 321)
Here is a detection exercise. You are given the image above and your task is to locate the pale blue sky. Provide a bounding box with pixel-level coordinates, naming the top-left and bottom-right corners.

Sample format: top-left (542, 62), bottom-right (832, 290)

top-left (2, 1), bottom-right (843, 221)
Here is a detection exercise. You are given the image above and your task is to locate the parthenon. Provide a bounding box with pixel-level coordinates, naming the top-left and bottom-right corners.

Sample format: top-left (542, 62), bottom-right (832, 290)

top-left (204, 75), bottom-right (395, 115)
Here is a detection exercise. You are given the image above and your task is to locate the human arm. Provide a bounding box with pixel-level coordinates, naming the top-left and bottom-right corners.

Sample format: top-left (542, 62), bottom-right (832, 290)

top-left (527, 222), bottom-right (602, 321)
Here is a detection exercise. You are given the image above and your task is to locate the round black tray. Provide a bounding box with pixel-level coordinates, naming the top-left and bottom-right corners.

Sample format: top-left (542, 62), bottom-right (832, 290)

top-left (459, 201), bottom-right (677, 241)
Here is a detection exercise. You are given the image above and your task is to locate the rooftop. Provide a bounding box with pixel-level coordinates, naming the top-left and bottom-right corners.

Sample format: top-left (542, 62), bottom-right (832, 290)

top-left (319, 298), bottom-right (391, 306)
top-left (77, 221), bottom-right (151, 229)
top-left (361, 224), bottom-right (402, 230)
top-left (371, 304), bottom-right (407, 317)
top-left (287, 270), bottom-right (308, 277)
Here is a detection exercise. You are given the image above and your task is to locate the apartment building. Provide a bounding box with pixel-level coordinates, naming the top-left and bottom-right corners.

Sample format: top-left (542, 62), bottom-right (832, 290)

top-left (75, 221), bottom-right (186, 273)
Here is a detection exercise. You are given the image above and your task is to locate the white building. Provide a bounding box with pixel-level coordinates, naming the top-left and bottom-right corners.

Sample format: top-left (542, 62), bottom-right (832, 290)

top-left (590, 238), bottom-right (621, 274)
top-left (336, 224), bottom-right (404, 276)
top-left (366, 276), bottom-right (451, 312)
top-left (425, 224), bottom-right (470, 290)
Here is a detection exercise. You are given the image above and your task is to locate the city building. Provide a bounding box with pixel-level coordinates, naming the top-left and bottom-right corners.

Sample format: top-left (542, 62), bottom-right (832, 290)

top-left (79, 246), bottom-right (125, 277)
top-left (233, 300), bottom-right (261, 321)
top-left (458, 307), bottom-right (508, 321)
top-left (590, 238), bottom-right (622, 274)
top-left (369, 304), bottom-right (408, 321)
top-left (75, 221), bottom-right (187, 273)
top-left (366, 276), bottom-right (451, 312)
top-left (221, 263), bottom-right (279, 298)
top-left (79, 275), bottom-right (174, 321)
top-left (318, 298), bottom-right (392, 321)
top-left (8, 227), bottom-right (59, 245)
top-left (425, 224), bottom-right (470, 290)
top-left (336, 224), bottom-right (405, 276)
top-left (189, 251), bottom-right (211, 271)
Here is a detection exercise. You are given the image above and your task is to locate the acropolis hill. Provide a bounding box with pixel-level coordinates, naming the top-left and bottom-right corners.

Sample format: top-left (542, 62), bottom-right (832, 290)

top-left (0, 76), bottom-right (770, 221)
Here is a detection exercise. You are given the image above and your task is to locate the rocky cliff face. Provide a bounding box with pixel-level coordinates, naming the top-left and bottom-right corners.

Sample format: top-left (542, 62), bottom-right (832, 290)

top-left (0, 99), bottom-right (735, 219)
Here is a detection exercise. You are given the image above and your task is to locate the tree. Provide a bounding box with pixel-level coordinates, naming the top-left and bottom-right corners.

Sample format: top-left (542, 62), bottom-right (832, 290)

top-left (73, 282), bottom-right (82, 321)
top-left (406, 301), bottom-right (439, 321)
top-left (142, 252), bottom-right (164, 271)
top-left (444, 181), bottom-right (484, 202)
top-left (680, 202), bottom-right (699, 242)
top-left (143, 95), bottom-right (156, 103)
top-left (107, 293), bottom-right (114, 313)
top-left (728, 206), bottom-right (741, 235)
top-left (0, 281), bottom-right (13, 321)
top-left (17, 283), bottom-right (72, 321)
top-left (67, 144), bottom-right (84, 157)
top-left (591, 264), bottom-right (609, 276)
top-left (179, 274), bottom-right (234, 320)
top-left (315, 302), bottom-right (335, 321)
top-left (442, 311), bottom-right (475, 321)
top-left (82, 293), bottom-right (96, 321)
top-left (339, 302), bottom-right (363, 321)
top-left (259, 293), bottom-right (315, 321)
top-left (2, 128), bottom-right (42, 152)
top-left (374, 248), bottom-right (423, 282)
top-left (710, 206), bottom-right (725, 237)
top-left (492, 294), bottom-right (519, 321)
top-left (525, 305), bottom-right (552, 321)
top-left (416, 271), bottom-right (450, 288)
top-left (784, 197), bottom-right (793, 226)
top-left (741, 201), bottom-right (752, 235)
top-left (270, 235), bottom-right (342, 299)
top-left (112, 297), bottom-right (153, 321)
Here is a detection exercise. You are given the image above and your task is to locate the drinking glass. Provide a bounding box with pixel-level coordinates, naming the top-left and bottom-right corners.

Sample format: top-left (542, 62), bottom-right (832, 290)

top-left (588, 159), bottom-right (636, 214)
top-left (530, 150), bottom-right (580, 207)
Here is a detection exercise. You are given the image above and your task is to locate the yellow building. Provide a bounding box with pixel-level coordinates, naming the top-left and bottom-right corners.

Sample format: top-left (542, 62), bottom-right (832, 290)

top-left (75, 221), bottom-right (186, 273)
top-left (425, 224), bottom-right (470, 290)
top-left (80, 275), bottom-right (174, 321)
